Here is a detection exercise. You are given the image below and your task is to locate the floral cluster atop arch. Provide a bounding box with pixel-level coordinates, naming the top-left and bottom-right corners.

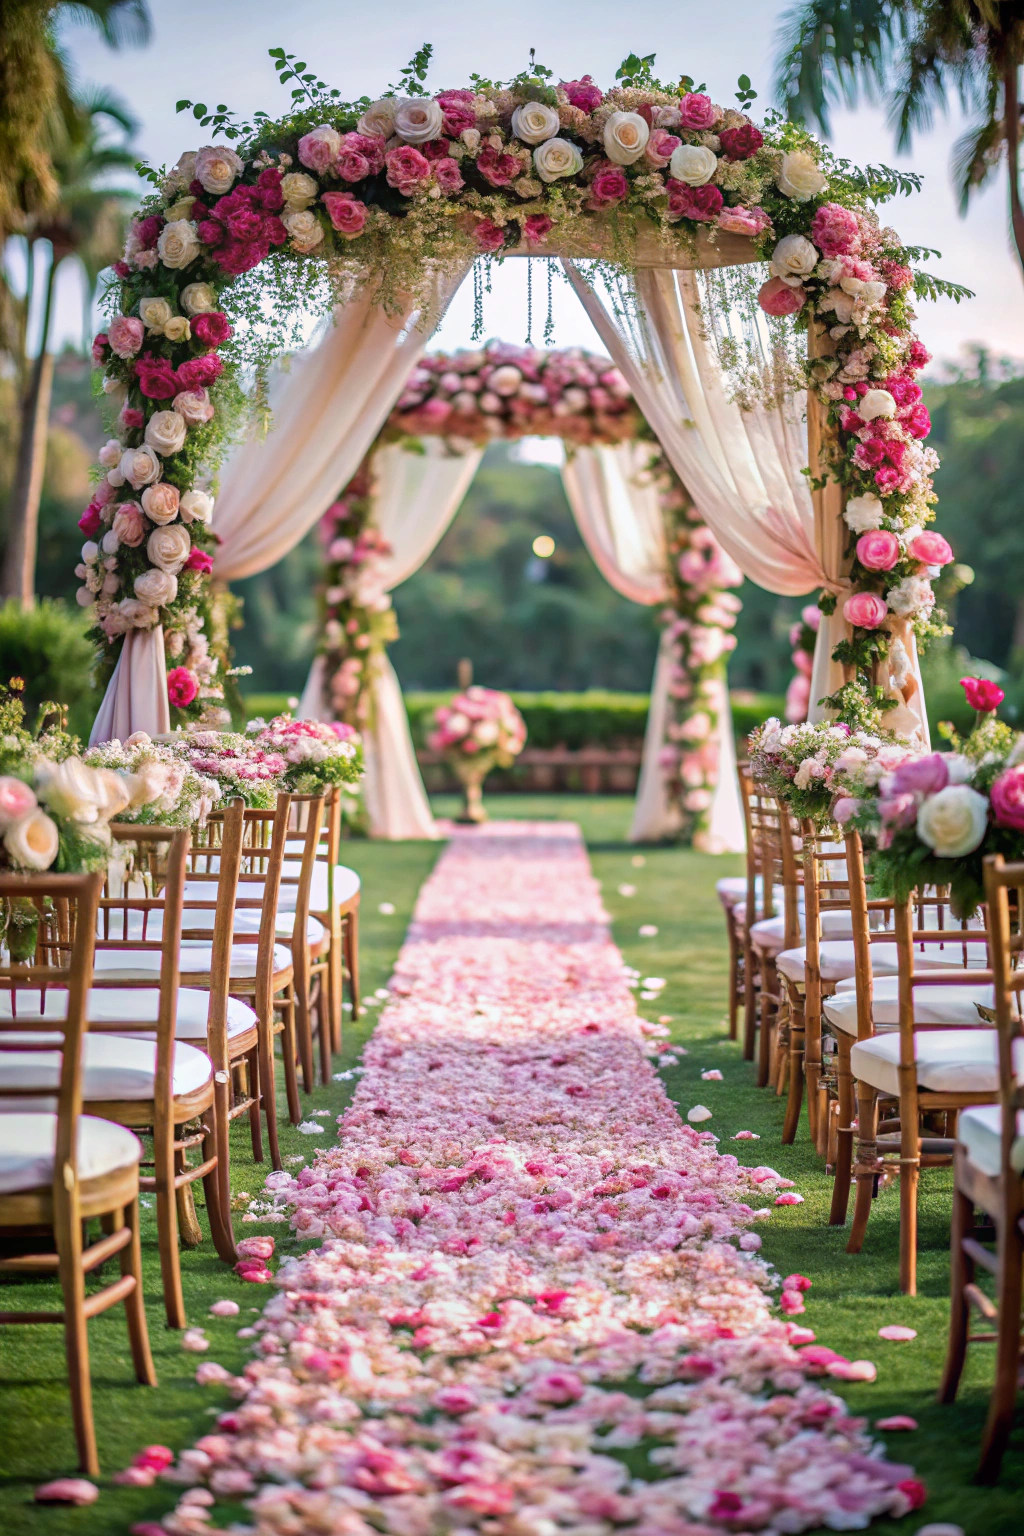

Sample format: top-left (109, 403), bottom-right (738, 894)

top-left (316, 340), bottom-right (742, 844)
top-left (79, 49), bottom-right (965, 737)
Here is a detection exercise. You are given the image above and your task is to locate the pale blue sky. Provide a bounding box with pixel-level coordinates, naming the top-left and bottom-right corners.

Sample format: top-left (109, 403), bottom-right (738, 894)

top-left (49, 0), bottom-right (1024, 366)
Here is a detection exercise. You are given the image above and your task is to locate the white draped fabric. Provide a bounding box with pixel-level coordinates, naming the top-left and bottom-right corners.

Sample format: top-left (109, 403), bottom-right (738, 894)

top-left (90, 270), bottom-right (468, 745)
top-left (89, 628), bottom-right (170, 744)
top-left (301, 440), bottom-right (484, 839)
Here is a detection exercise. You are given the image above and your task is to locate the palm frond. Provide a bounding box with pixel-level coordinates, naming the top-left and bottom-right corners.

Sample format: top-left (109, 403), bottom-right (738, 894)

top-left (772, 0), bottom-right (909, 132)
top-left (950, 86), bottom-right (1003, 211)
top-left (57, 0), bottom-right (152, 49)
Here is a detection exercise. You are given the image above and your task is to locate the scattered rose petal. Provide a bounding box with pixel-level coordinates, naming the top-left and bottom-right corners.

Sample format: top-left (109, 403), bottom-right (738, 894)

top-left (378, 902), bottom-right (395, 915)
top-left (639, 924), bottom-right (659, 937)
top-left (132, 1445), bottom-right (174, 1472)
top-left (687, 1104), bottom-right (713, 1123)
top-left (877, 1415), bottom-right (919, 1431)
top-left (631, 855), bottom-right (646, 867)
top-left (828, 1358), bottom-right (877, 1382)
top-left (181, 1328), bottom-right (209, 1352)
top-left (774, 1192), bottom-right (805, 1205)
top-left (196, 1361), bottom-right (233, 1386)
top-left (733, 1130), bottom-right (760, 1139)
top-left (878, 1324), bottom-right (918, 1341)
top-left (617, 884), bottom-right (636, 897)
top-left (237, 1236), bottom-right (274, 1260)
top-left (114, 1467), bottom-right (156, 1487)
top-left (35, 1479), bottom-right (99, 1505)
top-left (642, 977), bottom-right (666, 989)
top-left (298, 1120), bottom-right (325, 1133)
top-left (787, 1325), bottom-right (816, 1345)
top-left (914, 1525), bottom-right (964, 1536)
top-left (701, 1069), bottom-right (724, 1081)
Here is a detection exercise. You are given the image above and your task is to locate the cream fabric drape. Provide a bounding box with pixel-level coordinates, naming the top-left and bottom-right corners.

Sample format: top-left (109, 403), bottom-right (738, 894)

top-left (300, 440), bottom-right (484, 839)
top-left (89, 628), bottom-right (169, 744)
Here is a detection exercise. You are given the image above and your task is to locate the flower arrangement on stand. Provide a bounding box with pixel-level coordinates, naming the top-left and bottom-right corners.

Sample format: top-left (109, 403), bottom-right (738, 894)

top-left (427, 687), bottom-right (526, 823)
top-left (748, 715), bottom-right (904, 824)
top-left (83, 732), bottom-right (222, 827)
top-left (247, 715), bottom-right (363, 795)
top-left (170, 730), bottom-right (290, 809)
top-left (656, 466), bottom-right (743, 848)
top-left (784, 604), bottom-right (820, 723)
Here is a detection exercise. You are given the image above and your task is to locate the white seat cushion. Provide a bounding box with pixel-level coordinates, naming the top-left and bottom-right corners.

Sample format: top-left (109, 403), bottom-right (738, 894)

top-left (850, 1028), bottom-right (999, 1097)
top-left (93, 942), bottom-right (292, 981)
top-left (778, 938), bottom-right (986, 987)
top-left (0, 1036), bottom-right (212, 1103)
top-left (0, 986), bottom-right (256, 1042)
top-left (825, 976), bottom-right (995, 1035)
top-left (275, 862), bottom-right (361, 912)
top-left (0, 1113), bottom-right (142, 1194)
top-left (717, 876), bottom-right (756, 908)
top-left (958, 1104), bottom-right (1024, 1178)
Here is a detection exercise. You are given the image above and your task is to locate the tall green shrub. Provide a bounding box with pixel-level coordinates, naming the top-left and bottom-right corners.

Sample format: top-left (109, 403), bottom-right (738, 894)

top-left (0, 598), bottom-right (98, 736)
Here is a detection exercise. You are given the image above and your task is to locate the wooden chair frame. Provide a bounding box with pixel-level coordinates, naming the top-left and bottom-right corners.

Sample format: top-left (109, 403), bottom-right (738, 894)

top-left (748, 795), bottom-right (802, 1090)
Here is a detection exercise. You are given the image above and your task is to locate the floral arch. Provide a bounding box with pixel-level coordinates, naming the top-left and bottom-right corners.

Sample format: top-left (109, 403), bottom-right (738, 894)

top-left (80, 49), bottom-right (965, 839)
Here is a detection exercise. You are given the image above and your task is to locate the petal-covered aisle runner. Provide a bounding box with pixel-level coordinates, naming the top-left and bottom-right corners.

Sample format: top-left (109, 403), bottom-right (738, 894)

top-left (168, 824), bottom-right (920, 1534)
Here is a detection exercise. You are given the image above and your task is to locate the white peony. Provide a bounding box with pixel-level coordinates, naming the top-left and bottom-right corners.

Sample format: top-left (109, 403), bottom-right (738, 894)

top-left (139, 296), bottom-right (174, 332)
top-left (5, 809), bottom-right (59, 870)
top-left (120, 446), bottom-right (162, 489)
top-left (180, 282), bottom-right (217, 316)
top-left (887, 575), bottom-right (934, 617)
top-left (144, 410), bottom-right (188, 458)
top-left (281, 171), bottom-right (318, 210)
top-left (194, 145), bottom-right (243, 196)
top-left (282, 210), bottom-right (323, 253)
top-left (859, 389), bottom-right (897, 421)
top-left (134, 568), bottom-right (178, 607)
top-left (668, 143), bottom-right (718, 186)
top-left (179, 490), bottom-right (214, 525)
top-left (603, 111), bottom-right (650, 164)
top-left (157, 219), bottom-right (201, 270)
top-left (510, 102), bottom-right (560, 144)
top-left (36, 758), bottom-right (108, 824)
top-left (844, 494), bottom-right (885, 533)
top-left (356, 99), bottom-right (397, 138)
top-left (916, 784), bottom-right (988, 858)
top-left (776, 150), bottom-right (827, 201)
top-left (172, 388), bottom-right (214, 426)
top-left (770, 233), bottom-right (819, 285)
top-left (147, 524), bottom-right (191, 574)
top-left (394, 98), bottom-right (444, 143)
top-left (533, 137), bottom-right (583, 182)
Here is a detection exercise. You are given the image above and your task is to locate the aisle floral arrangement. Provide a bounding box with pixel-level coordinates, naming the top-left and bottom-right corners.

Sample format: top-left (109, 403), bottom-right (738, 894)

top-left (84, 731), bottom-right (221, 828)
top-left (82, 46), bottom-right (966, 735)
top-left (170, 730), bottom-right (291, 810)
top-left (247, 714), bottom-right (363, 794)
top-left (428, 687), bottom-right (526, 819)
top-left (785, 604), bottom-right (820, 723)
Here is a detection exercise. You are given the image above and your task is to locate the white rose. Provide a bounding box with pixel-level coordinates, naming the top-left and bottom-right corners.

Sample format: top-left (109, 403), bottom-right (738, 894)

top-left (134, 568), bottom-right (178, 607)
top-left (118, 596), bottom-right (162, 628)
top-left (139, 296), bottom-right (174, 332)
top-left (776, 150), bottom-right (827, 202)
top-left (532, 138), bottom-right (583, 183)
top-left (101, 529), bottom-right (120, 555)
top-left (668, 144), bottom-right (718, 186)
top-left (179, 490), bottom-right (214, 524)
top-left (356, 99), bottom-right (397, 138)
top-left (36, 758), bottom-right (108, 824)
top-left (281, 171), bottom-right (318, 210)
top-left (282, 210), bottom-right (323, 253)
top-left (916, 784), bottom-right (989, 858)
top-left (490, 365), bottom-right (523, 396)
top-left (770, 233), bottom-right (819, 285)
top-left (98, 438), bottom-right (122, 469)
top-left (75, 586), bottom-right (94, 607)
top-left (394, 97), bottom-right (444, 143)
top-left (140, 484), bottom-right (180, 524)
top-left (120, 446), bottom-right (162, 489)
top-left (844, 494), bottom-right (885, 533)
top-left (5, 809), bottom-right (59, 870)
top-left (163, 315), bottom-right (191, 343)
top-left (461, 127), bottom-right (481, 152)
top-left (144, 410), bottom-right (188, 457)
top-left (157, 219), bottom-right (201, 270)
top-left (511, 102), bottom-right (561, 145)
top-left (887, 575), bottom-right (934, 618)
top-left (163, 151), bottom-right (197, 196)
top-left (859, 389), bottom-right (897, 421)
top-left (194, 144), bottom-right (243, 196)
top-left (603, 111), bottom-right (649, 165)
top-left (103, 377), bottom-right (127, 405)
top-left (147, 524), bottom-right (191, 575)
top-left (164, 196), bottom-right (196, 223)
top-left (173, 388), bottom-right (215, 426)
top-left (180, 282), bottom-right (217, 316)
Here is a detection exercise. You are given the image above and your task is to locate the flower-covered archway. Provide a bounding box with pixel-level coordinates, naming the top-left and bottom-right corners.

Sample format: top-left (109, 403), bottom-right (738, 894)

top-left (80, 49), bottom-right (966, 824)
top-left (304, 340), bottom-right (743, 845)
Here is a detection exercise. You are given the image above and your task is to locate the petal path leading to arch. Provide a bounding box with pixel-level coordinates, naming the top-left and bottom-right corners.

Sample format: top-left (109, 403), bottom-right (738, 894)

top-left (167, 823), bottom-right (923, 1533)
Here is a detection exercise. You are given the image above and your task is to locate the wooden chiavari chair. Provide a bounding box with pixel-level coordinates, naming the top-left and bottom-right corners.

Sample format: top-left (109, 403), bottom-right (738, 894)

top-left (0, 871), bottom-right (155, 1474)
top-left (716, 762), bottom-right (756, 1043)
top-left (741, 775), bottom-right (778, 1064)
top-left (747, 795), bottom-right (803, 1089)
top-left (939, 851), bottom-right (1024, 1478)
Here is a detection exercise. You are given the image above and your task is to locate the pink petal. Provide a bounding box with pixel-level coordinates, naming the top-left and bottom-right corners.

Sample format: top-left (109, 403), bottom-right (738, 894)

top-left (35, 1479), bottom-right (99, 1505)
top-left (732, 1129), bottom-right (760, 1139)
top-left (113, 1467), bottom-right (156, 1487)
top-left (787, 1324), bottom-right (816, 1344)
top-left (877, 1324), bottom-right (917, 1341)
top-left (876, 1415), bottom-right (919, 1431)
top-left (828, 1358), bottom-right (877, 1382)
top-left (209, 1298), bottom-right (240, 1317)
top-left (774, 1192), bottom-right (804, 1205)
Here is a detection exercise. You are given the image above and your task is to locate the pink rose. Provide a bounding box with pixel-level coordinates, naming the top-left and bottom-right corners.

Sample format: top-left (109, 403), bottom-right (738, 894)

top-left (185, 548), bottom-right (214, 574)
top-left (135, 356), bottom-right (179, 399)
top-left (588, 162), bottom-right (629, 208)
top-left (192, 312), bottom-right (232, 348)
top-left (432, 157), bottom-right (464, 194)
top-left (832, 795), bottom-right (859, 824)
top-left (475, 145), bottom-right (523, 188)
top-left (176, 355), bottom-right (222, 391)
top-left (0, 775), bottom-right (38, 827)
top-left (892, 753), bottom-right (949, 796)
top-left (666, 181), bottom-right (724, 222)
top-left (678, 92), bottom-right (719, 130)
top-left (297, 127), bottom-right (340, 174)
top-left (167, 667), bottom-right (199, 708)
top-left (843, 591), bottom-right (889, 629)
top-left (473, 219), bottom-right (506, 253)
top-left (855, 529), bottom-right (900, 571)
top-left (908, 530), bottom-right (952, 566)
top-left (108, 315), bottom-right (145, 358)
top-left (322, 192), bottom-right (368, 238)
top-left (810, 202), bottom-right (861, 258)
top-left (523, 213), bottom-right (553, 245)
top-left (717, 204), bottom-right (770, 237)
top-left (385, 145), bottom-right (431, 195)
top-left (718, 123), bottom-right (763, 160)
top-left (961, 676), bottom-right (1005, 713)
top-left (78, 503), bottom-right (103, 536)
top-left (91, 332), bottom-right (108, 363)
top-left (758, 276), bottom-right (806, 316)
top-left (120, 406), bottom-right (145, 431)
top-left (113, 503), bottom-right (146, 547)
top-left (335, 148), bottom-right (371, 181)
top-left (236, 1235), bottom-right (274, 1260)
top-left (173, 388), bottom-right (215, 426)
top-left (644, 129), bottom-right (680, 168)
top-left (991, 765), bottom-right (1024, 830)
top-left (560, 75), bottom-right (603, 113)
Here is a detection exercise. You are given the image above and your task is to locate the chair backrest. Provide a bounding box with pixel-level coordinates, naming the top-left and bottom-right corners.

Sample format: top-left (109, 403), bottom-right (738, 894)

top-left (799, 816), bottom-right (851, 985)
top-left (750, 795), bottom-right (802, 948)
top-left (892, 888), bottom-right (991, 1070)
top-left (982, 854), bottom-right (1024, 1156)
top-left (278, 793), bottom-right (327, 930)
top-left (736, 762), bottom-right (761, 920)
top-left (0, 870), bottom-right (103, 1191)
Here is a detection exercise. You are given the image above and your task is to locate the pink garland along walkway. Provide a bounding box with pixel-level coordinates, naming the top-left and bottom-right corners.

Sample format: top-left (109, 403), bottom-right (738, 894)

top-left (161, 823), bottom-right (924, 1534)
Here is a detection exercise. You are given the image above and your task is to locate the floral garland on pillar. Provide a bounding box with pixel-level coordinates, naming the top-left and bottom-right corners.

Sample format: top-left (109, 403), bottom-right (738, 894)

top-left (79, 50), bottom-right (966, 733)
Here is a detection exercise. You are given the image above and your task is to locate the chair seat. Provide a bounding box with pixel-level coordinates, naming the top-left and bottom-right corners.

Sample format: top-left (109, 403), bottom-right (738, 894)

top-left (824, 976), bottom-right (995, 1035)
top-left (717, 875), bottom-right (756, 909)
top-left (112, 906), bottom-right (325, 949)
top-left (0, 985), bottom-right (257, 1042)
top-left (272, 862), bottom-right (361, 912)
top-left (777, 939), bottom-right (986, 987)
top-left (850, 1028), bottom-right (999, 1098)
top-left (0, 1036), bottom-right (212, 1104)
top-left (958, 1104), bottom-right (1024, 1179)
top-left (0, 1113), bottom-right (142, 1195)
top-left (93, 941), bottom-right (292, 981)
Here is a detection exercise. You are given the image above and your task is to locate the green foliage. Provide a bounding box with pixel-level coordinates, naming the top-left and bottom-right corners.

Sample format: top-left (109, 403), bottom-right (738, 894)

top-left (0, 598), bottom-right (98, 738)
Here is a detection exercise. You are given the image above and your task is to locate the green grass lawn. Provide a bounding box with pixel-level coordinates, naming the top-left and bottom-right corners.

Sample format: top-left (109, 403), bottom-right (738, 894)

top-left (1, 795), bottom-right (1020, 1534)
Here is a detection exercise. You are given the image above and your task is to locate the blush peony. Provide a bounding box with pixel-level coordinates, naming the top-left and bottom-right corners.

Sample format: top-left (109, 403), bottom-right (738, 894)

top-left (758, 276), bottom-right (806, 316)
top-left (843, 591), bottom-right (889, 629)
top-left (908, 530), bottom-right (953, 566)
top-left (856, 530), bottom-right (900, 571)
top-left (990, 765), bottom-right (1024, 830)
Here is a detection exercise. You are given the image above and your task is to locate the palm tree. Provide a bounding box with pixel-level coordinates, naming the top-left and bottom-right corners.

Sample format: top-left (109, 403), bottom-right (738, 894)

top-left (773, 2), bottom-right (1024, 278)
top-left (1, 90), bottom-right (138, 603)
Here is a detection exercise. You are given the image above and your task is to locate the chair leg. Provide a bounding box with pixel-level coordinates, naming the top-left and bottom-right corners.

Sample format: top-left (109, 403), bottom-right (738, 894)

top-left (782, 1000), bottom-right (805, 1145)
top-left (202, 1107), bottom-right (237, 1266)
top-left (278, 988), bottom-right (303, 1129)
top-left (56, 1204), bottom-right (98, 1476)
top-left (847, 1082), bottom-right (879, 1254)
top-left (245, 1045), bottom-right (264, 1163)
top-left (328, 914), bottom-right (343, 1056)
top-left (317, 968), bottom-right (333, 1087)
top-left (117, 1201), bottom-right (157, 1387)
top-left (154, 1120), bottom-right (186, 1329)
top-left (292, 948), bottom-right (315, 1095)
top-left (937, 1174), bottom-right (974, 1405)
top-left (830, 1036), bottom-right (855, 1225)
top-left (726, 916), bottom-right (739, 1040)
top-left (898, 1113), bottom-right (920, 1297)
top-left (977, 1210), bottom-right (1024, 1482)
top-left (343, 906), bottom-right (361, 1021)
top-left (804, 1000), bottom-right (822, 1150)
top-left (258, 1012), bottom-right (283, 1171)
top-left (742, 938), bottom-right (757, 1061)
top-left (756, 955), bottom-right (776, 1088)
